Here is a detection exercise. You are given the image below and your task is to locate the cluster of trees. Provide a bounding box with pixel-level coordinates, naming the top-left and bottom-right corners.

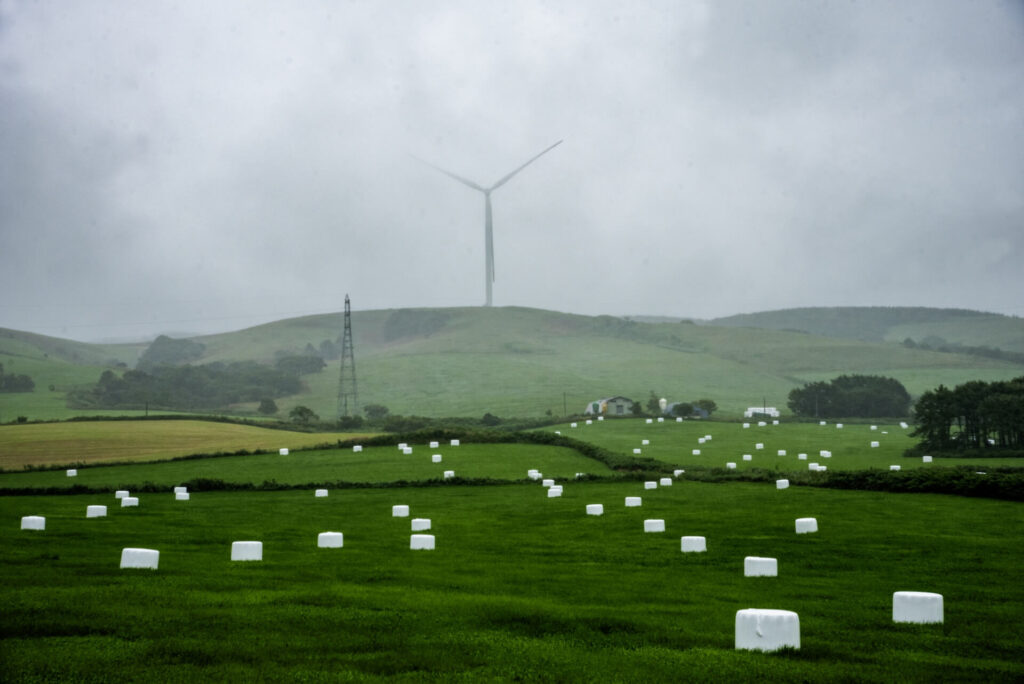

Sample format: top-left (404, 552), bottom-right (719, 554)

top-left (0, 363), bottom-right (34, 392)
top-left (637, 392), bottom-right (717, 418)
top-left (788, 374), bottom-right (911, 418)
top-left (68, 362), bottom-right (304, 410)
top-left (913, 377), bottom-right (1024, 451)
top-left (136, 336), bottom-right (205, 371)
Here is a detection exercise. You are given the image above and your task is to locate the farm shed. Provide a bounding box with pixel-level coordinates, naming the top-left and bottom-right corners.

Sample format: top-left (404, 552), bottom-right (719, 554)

top-left (584, 396), bottom-right (635, 416)
top-left (744, 406), bottom-right (781, 418)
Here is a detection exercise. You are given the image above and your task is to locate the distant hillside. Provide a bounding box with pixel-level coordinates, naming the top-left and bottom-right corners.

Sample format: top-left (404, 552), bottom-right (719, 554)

top-left (709, 307), bottom-right (1024, 353)
top-left (2, 306), bottom-right (1022, 421)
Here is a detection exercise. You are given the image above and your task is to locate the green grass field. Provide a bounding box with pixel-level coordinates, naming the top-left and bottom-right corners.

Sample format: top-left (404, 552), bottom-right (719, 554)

top-left (0, 442), bottom-right (610, 490)
top-left (544, 418), bottom-right (1024, 471)
top-left (3, 481), bottom-right (1023, 681)
top-left (0, 420), bottom-right (377, 470)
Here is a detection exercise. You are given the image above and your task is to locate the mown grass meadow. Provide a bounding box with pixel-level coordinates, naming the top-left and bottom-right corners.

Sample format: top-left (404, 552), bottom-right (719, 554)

top-left (3, 481), bottom-right (1023, 681)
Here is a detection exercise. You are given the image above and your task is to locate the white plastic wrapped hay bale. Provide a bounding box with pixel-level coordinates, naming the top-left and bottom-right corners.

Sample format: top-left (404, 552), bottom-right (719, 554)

top-left (402, 447), bottom-right (413, 455)
top-left (21, 516), bottom-right (45, 530)
top-left (676, 417), bottom-right (682, 422)
top-left (795, 518), bottom-right (818, 534)
top-left (115, 490), bottom-right (129, 499)
top-left (586, 504), bottom-right (603, 516)
top-left (659, 477), bottom-right (672, 486)
top-left (871, 425), bottom-right (878, 431)
top-left (893, 591), bottom-right (943, 624)
top-left (923, 456), bottom-right (933, 463)
top-left (742, 454), bottom-right (752, 461)
top-left (657, 417), bottom-right (664, 423)
top-left (120, 548), bottom-right (159, 569)
top-left (645, 418), bottom-right (653, 424)
top-left (528, 469), bottom-right (540, 479)
top-left (429, 441), bottom-right (439, 448)
top-left (392, 505), bottom-right (409, 517)
top-left (798, 454), bottom-right (808, 460)
top-left (820, 421), bottom-right (827, 426)
top-left (411, 518), bottom-right (431, 531)
top-left (871, 441), bottom-right (880, 448)
top-left (644, 519), bottom-right (665, 533)
top-left (121, 497), bottom-right (139, 508)
top-left (625, 497), bottom-right (642, 507)
top-left (86, 505), bottom-right (107, 518)
top-left (644, 481), bottom-right (657, 490)
top-left (315, 489), bottom-right (328, 498)
top-left (836, 423), bottom-right (844, 429)
top-left (758, 421), bottom-right (767, 427)
top-left (547, 486), bottom-right (563, 498)
top-left (598, 416), bottom-right (604, 422)
top-left (633, 448), bottom-right (642, 455)
top-left (777, 449), bottom-right (786, 456)
top-left (705, 435), bottom-right (712, 441)
top-left (353, 445), bottom-right (362, 453)
top-left (174, 486), bottom-right (187, 494)
top-left (817, 465), bottom-right (827, 471)
top-left (692, 449), bottom-right (701, 455)
top-left (529, 471), bottom-right (542, 481)
top-left (575, 473), bottom-right (585, 479)
top-left (410, 534), bottom-right (435, 550)
top-left (642, 439), bottom-right (650, 445)
top-left (680, 536), bottom-right (706, 553)
top-left (571, 422), bottom-right (578, 428)
top-left (726, 462), bottom-right (737, 470)
top-left (900, 422), bottom-right (909, 429)
top-left (890, 465), bottom-right (901, 471)
top-left (744, 556), bottom-right (778, 577)
top-left (772, 420), bottom-right (779, 426)
top-left (735, 609), bottom-right (799, 652)
top-left (743, 423), bottom-right (750, 428)
top-left (586, 419), bottom-right (592, 425)
top-left (554, 431), bottom-right (561, 435)
top-left (755, 443), bottom-right (764, 450)
top-left (673, 469), bottom-right (685, 477)
top-left (398, 443), bottom-right (408, 450)
top-left (776, 479), bottom-right (789, 490)
top-left (279, 448), bottom-right (289, 456)
top-left (821, 450), bottom-right (831, 458)
top-left (67, 469), bottom-right (77, 477)
top-left (318, 532), bottom-right (344, 548)
top-left (431, 454), bottom-right (442, 463)
top-left (231, 541), bottom-right (263, 561)
top-left (443, 470), bottom-right (455, 479)
top-left (542, 478), bottom-right (555, 488)
top-left (175, 492), bottom-right (190, 501)
top-left (698, 438), bottom-right (705, 444)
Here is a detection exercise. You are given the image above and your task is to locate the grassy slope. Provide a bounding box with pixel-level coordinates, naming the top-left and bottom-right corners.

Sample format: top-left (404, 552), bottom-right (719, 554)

top-left (2, 483), bottom-right (1022, 681)
top-left (0, 420), bottom-right (376, 470)
top-left (709, 306), bottom-right (1024, 352)
top-left (3, 307), bottom-right (1023, 421)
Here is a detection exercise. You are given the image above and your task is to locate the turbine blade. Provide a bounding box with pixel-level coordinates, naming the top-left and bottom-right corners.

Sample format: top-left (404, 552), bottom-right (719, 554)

top-left (486, 194), bottom-right (495, 283)
top-left (411, 154), bottom-right (487, 192)
top-left (489, 140), bottom-right (563, 191)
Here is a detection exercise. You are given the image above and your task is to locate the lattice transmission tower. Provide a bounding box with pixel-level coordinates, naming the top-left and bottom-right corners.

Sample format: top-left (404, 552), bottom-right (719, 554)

top-left (336, 294), bottom-right (358, 417)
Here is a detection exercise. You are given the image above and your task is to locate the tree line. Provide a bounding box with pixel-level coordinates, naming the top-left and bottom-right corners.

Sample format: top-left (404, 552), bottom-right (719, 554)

top-left (912, 377), bottom-right (1024, 451)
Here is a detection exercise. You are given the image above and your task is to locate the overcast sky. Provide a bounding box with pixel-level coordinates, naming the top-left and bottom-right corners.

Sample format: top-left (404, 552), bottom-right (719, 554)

top-left (1, 1), bottom-right (1022, 342)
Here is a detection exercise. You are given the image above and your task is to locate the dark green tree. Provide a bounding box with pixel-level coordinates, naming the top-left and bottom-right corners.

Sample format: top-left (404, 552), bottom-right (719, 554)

top-left (694, 398), bottom-right (717, 416)
top-left (671, 402), bottom-right (694, 418)
top-left (257, 398), bottom-right (278, 415)
top-left (363, 404), bottom-right (390, 420)
top-left (289, 405), bottom-right (319, 425)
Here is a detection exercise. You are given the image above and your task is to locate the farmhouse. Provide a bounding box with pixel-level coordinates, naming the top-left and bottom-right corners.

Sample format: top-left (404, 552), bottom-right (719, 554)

top-left (584, 396), bottom-right (635, 416)
top-left (744, 406), bottom-right (781, 418)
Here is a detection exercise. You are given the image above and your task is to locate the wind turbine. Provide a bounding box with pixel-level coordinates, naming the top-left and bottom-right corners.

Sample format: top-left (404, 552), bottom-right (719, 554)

top-left (416, 140), bottom-right (562, 307)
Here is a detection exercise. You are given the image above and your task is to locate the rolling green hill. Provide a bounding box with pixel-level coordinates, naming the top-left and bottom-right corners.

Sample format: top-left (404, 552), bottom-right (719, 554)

top-left (4, 306), bottom-right (1023, 421)
top-left (709, 306), bottom-right (1024, 352)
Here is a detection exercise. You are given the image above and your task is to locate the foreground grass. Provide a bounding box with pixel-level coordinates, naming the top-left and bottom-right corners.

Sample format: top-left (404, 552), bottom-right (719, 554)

top-left (0, 420), bottom-right (377, 470)
top-left (0, 443), bottom-right (610, 490)
top-left (549, 419), bottom-right (1024, 471)
top-left (2, 482), bottom-right (1022, 681)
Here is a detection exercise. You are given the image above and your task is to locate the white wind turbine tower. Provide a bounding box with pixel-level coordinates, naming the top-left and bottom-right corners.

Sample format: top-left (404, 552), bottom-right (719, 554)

top-left (417, 140), bottom-right (562, 307)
